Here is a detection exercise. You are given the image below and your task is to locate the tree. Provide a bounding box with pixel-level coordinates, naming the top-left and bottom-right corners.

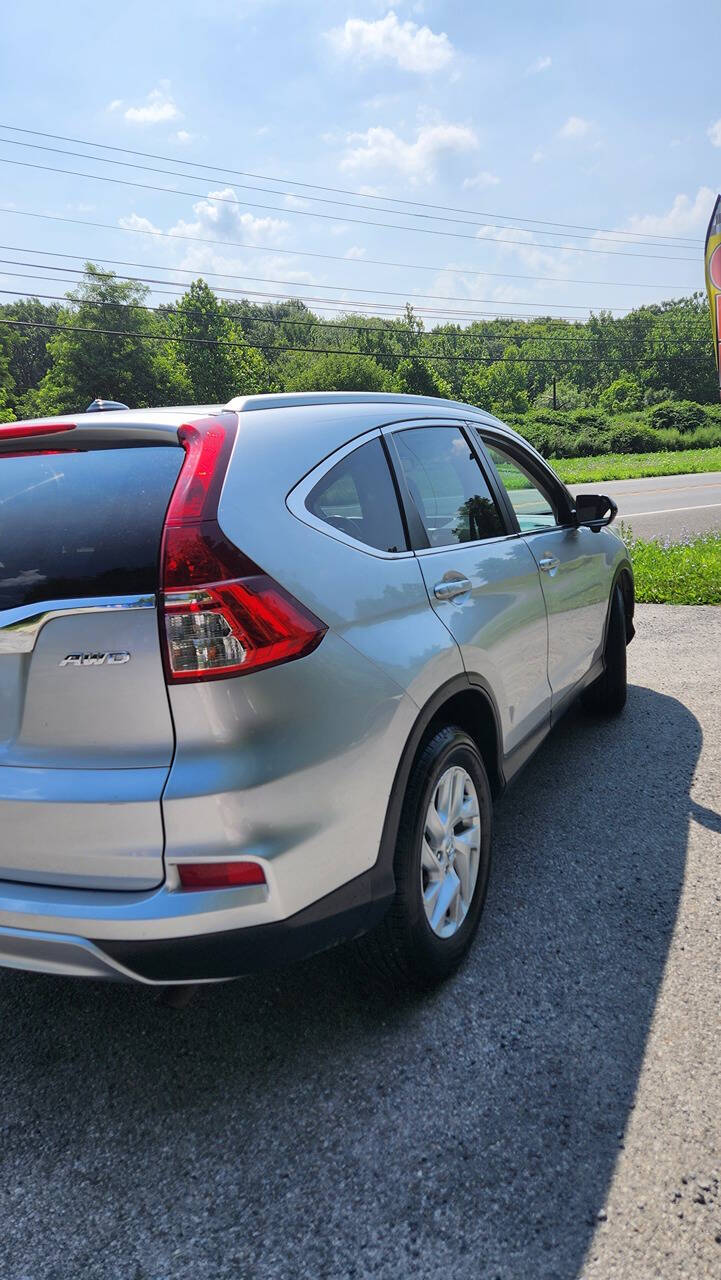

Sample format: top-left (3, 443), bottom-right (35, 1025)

top-left (639, 295), bottom-right (718, 402)
top-left (462, 349), bottom-right (530, 416)
top-left (6, 279), bottom-right (720, 420)
top-left (30, 265), bottom-right (188, 414)
top-left (391, 357), bottom-right (452, 399)
top-left (283, 352), bottom-right (390, 392)
top-left (597, 371), bottom-right (644, 414)
top-left (0, 326), bottom-right (15, 421)
top-left (1, 300), bottom-right (60, 412)
top-left (534, 378), bottom-right (586, 410)
top-left (172, 280), bottom-right (238, 402)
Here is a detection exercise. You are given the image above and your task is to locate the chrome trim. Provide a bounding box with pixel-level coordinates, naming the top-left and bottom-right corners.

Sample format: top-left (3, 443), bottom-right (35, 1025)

top-left (433, 577), bottom-right (472, 601)
top-left (0, 594), bottom-right (155, 654)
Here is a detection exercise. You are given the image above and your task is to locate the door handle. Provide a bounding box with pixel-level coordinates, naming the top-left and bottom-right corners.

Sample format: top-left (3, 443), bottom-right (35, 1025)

top-left (434, 577), bottom-right (472, 601)
top-left (538, 556), bottom-right (560, 573)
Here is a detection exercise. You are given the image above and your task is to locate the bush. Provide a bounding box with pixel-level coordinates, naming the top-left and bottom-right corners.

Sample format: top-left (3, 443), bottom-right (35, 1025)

top-left (651, 424), bottom-right (721, 451)
top-left (600, 422), bottom-right (659, 453)
top-left (643, 387), bottom-right (677, 407)
top-left (597, 372), bottom-right (644, 414)
top-left (485, 401), bottom-right (721, 460)
top-left (648, 399), bottom-right (707, 432)
top-left (568, 409), bottom-right (608, 431)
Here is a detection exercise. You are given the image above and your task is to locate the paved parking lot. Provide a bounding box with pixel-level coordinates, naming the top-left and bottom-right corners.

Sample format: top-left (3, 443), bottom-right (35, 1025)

top-left (1, 604), bottom-right (720, 1280)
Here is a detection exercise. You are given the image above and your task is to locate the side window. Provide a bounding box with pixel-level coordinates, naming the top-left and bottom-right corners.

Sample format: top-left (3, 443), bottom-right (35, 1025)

top-left (305, 437), bottom-right (407, 553)
top-left (484, 441), bottom-right (559, 533)
top-left (392, 425), bottom-right (505, 548)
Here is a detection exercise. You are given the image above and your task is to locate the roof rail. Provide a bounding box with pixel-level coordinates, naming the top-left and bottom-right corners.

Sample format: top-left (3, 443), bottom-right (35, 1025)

top-left (224, 391), bottom-right (481, 414)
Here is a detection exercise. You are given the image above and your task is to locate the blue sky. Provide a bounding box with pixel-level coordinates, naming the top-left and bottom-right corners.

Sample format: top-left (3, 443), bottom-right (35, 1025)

top-left (0, 0), bottom-right (718, 325)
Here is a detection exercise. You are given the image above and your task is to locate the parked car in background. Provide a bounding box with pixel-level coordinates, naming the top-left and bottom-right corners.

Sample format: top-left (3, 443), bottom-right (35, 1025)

top-left (0, 393), bottom-right (633, 988)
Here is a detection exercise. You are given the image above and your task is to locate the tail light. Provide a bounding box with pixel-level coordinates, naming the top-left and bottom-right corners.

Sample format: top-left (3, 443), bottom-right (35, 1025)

top-left (0, 422), bottom-right (76, 441)
top-left (160, 414), bottom-right (326, 683)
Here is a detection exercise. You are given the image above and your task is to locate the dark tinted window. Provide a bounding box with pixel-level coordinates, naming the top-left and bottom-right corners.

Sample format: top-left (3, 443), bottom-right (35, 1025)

top-left (306, 438), bottom-right (406, 553)
top-left (0, 445), bottom-right (183, 612)
top-left (393, 426), bottom-right (504, 547)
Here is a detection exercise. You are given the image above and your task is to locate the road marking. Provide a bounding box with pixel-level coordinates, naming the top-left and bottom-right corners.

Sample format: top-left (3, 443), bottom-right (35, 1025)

top-left (606, 480), bottom-right (721, 498)
top-left (622, 502), bottom-right (721, 518)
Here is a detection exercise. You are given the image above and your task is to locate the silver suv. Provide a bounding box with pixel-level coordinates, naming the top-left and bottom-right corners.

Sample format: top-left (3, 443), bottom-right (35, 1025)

top-left (0, 393), bottom-right (633, 988)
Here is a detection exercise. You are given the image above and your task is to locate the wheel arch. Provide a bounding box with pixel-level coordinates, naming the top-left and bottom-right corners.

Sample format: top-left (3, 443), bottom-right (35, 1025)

top-left (373, 676), bottom-right (503, 903)
top-left (611, 560), bottom-right (635, 643)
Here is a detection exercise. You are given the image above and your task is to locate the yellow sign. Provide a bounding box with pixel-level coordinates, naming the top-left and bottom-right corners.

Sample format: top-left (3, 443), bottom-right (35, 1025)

top-left (704, 194), bottom-right (721, 386)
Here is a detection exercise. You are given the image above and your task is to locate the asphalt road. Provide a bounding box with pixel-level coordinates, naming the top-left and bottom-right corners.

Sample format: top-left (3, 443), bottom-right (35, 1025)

top-left (2, 605), bottom-right (721, 1280)
top-left (574, 471), bottom-right (721, 540)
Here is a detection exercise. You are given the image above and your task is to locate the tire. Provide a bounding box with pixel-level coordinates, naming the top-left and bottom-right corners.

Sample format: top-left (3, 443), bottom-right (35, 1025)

top-left (582, 583), bottom-right (628, 716)
top-left (362, 725), bottom-right (493, 988)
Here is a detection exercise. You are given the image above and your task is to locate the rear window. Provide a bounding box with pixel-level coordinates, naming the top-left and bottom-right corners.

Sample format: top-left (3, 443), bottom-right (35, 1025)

top-left (0, 445), bottom-right (183, 613)
top-left (306, 438), bottom-right (407, 553)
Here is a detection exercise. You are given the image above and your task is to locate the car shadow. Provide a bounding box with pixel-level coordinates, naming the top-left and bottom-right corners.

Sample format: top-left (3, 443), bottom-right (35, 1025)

top-left (0, 683), bottom-right (700, 1280)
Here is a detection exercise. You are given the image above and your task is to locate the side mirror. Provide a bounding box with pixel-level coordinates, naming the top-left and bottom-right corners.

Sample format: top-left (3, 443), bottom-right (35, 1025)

top-left (573, 493), bottom-right (618, 530)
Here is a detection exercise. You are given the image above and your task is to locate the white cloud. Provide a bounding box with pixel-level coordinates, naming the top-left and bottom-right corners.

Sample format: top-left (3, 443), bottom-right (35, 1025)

top-left (118, 213), bottom-right (163, 234)
top-left (620, 186), bottom-right (715, 237)
top-left (474, 225), bottom-right (576, 282)
top-left (708, 119), bottom-right (721, 147)
top-left (559, 115), bottom-right (591, 139)
top-left (527, 55), bottom-right (551, 74)
top-left (531, 147), bottom-right (545, 163)
top-left (326, 11), bottom-right (454, 73)
top-left (463, 171), bottom-right (500, 190)
top-left (169, 188), bottom-right (289, 245)
top-left (115, 85), bottom-right (182, 125)
top-left (344, 245), bottom-right (366, 259)
top-left (340, 122), bottom-right (478, 181)
top-left (175, 130), bottom-right (193, 144)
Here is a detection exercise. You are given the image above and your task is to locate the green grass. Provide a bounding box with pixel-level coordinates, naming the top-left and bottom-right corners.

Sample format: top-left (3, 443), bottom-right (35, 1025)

top-left (549, 446), bottom-right (721, 485)
top-left (621, 529), bottom-right (721, 605)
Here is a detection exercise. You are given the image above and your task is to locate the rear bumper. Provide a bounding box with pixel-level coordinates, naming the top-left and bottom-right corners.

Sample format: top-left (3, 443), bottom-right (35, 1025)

top-left (0, 869), bottom-right (393, 984)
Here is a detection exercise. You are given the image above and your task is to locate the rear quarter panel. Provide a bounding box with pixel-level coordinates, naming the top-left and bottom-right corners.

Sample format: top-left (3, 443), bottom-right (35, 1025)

top-left (162, 405), bottom-right (465, 917)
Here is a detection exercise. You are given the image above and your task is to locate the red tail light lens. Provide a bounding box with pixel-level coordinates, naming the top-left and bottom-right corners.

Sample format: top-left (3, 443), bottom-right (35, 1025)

top-left (160, 415), bottom-right (326, 683)
top-left (177, 861), bottom-right (267, 890)
top-left (0, 422), bottom-right (76, 443)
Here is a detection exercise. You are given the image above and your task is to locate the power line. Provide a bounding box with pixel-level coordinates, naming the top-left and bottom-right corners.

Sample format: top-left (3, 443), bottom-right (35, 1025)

top-left (1, 287), bottom-right (656, 357)
top-left (1, 253), bottom-right (704, 335)
top-left (0, 155), bottom-right (700, 263)
top-left (0, 314), bottom-right (656, 365)
top-left (2, 265), bottom-right (632, 326)
top-left (0, 133), bottom-right (699, 253)
top-left (11, 261), bottom-right (681, 332)
top-left (0, 122), bottom-right (703, 247)
top-left (0, 207), bottom-right (697, 295)
top-left (0, 246), bottom-right (652, 314)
